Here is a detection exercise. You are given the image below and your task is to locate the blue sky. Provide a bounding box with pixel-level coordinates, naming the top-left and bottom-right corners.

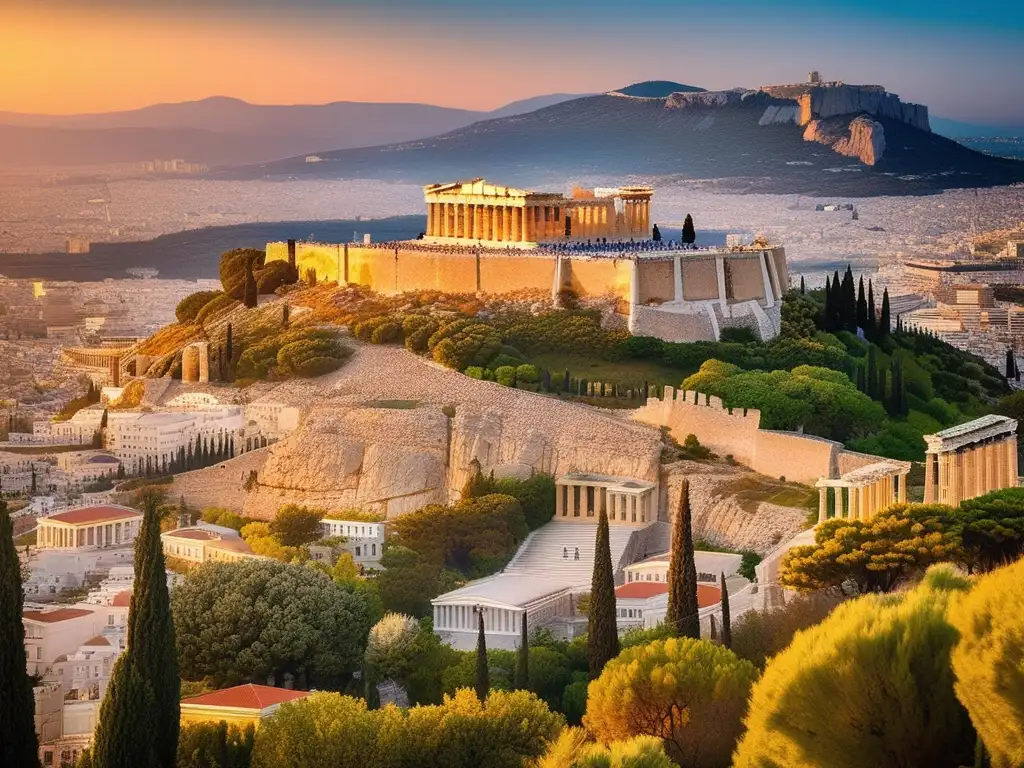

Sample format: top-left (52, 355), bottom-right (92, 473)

top-left (5, 0), bottom-right (1023, 123)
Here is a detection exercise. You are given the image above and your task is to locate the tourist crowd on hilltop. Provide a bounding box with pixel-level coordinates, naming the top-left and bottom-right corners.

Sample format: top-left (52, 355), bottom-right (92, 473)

top-left (356, 237), bottom-right (720, 258)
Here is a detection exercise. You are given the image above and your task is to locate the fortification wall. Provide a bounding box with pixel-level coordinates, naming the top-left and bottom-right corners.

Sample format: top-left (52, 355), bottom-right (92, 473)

top-left (631, 306), bottom-right (716, 343)
top-left (636, 260), bottom-right (673, 304)
top-left (634, 387), bottom-right (762, 465)
top-left (751, 431), bottom-right (839, 484)
top-left (481, 255), bottom-right (556, 294)
top-left (565, 258), bottom-right (631, 300)
top-left (729, 258), bottom-right (766, 302)
top-left (682, 259), bottom-right (719, 301)
top-left (771, 248), bottom-right (790, 289)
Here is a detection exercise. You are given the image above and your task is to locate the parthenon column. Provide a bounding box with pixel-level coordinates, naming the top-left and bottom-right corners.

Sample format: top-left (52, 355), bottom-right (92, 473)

top-left (833, 487), bottom-right (844, 519)
top-left (523, 207), bottom-right (534, 243)
top-left (426, 203), bottom-right (435, 236)
top-left (472, 205), bottom-right (483, 239)
top-left (818, 487), bottom-right (828, 524)
top-left (491, 206), bottom-right (501, 241)
top-left (502, 207), bottom-right (511, 242)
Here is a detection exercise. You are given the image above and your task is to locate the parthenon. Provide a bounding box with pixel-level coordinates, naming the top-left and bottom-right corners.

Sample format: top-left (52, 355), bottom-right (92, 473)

top-left (923, 415), bottom-right (1019, 506)
top-left (423, 178), bottom-right (653, 245)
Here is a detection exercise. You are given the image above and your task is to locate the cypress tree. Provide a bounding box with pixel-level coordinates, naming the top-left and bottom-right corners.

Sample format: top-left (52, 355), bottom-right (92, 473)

top-left (879, 288), bottom-right (891, 338)
top-left (830, 270), bottom-right (843, 330)
top-left (866, 345), bottom-right (878, 400)
top-left (92, 660), bottom-right (157, 768)
top-left (588, 506), bottom-right (619, 679)
top-left (1, 502), bottom-right (40, 767)
top-left (720, 572), bottom-right (732, 649)
top-left (474, 609), bottom-right (489, 702)
top-left (562, 370), bottom-right (570, 393)
top-left (243, 258), bottom-right (258, 309)
top-left (1007, 349), bottom-right (1016, 380)
top-left (841, 266), bottom-right (856, 331)
top-left (856, 276), bottom-right (868, 332)
top-left (799, 275), bottom-right (806, 295)
top-left (665, 480), bottom-right (700, 639)
top-left (515, 612), bottom-right (529, 691)
top-left (867, 280), bottom-right (877, 340)
top-left (855, 364), bottom-right (866, 393)
top-left (226, 324), bottom-right (233, 366)
top-left (823, 276), bottom-right (832, 331)
top-left (282, 303), bottom-right (290, 328)
top-left (682, 214), bottom-right (696, 244)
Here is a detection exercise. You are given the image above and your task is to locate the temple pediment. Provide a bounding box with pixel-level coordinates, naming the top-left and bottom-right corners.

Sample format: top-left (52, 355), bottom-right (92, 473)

top-left (424, 178), bottom-right (540, 199)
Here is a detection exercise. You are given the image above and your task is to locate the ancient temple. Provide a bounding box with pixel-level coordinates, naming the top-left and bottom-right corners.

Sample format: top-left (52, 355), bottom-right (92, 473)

top-left (422, 178), bottom-right (653, 245)
top-left (923, 415), bottom-right (1019, 506)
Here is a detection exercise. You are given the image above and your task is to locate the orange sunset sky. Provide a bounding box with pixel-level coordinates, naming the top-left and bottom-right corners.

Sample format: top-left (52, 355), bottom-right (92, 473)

top-left (2, 0), bottom-right (1023, 123)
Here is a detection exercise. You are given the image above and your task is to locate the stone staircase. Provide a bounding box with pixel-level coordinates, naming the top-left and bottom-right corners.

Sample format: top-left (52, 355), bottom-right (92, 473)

top-left (503, 521), bottom-right (643, 589)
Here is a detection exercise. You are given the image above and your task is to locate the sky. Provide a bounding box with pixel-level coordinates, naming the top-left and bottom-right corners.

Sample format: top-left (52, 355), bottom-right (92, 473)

top-left (2, 0), bottom-right (1023, 124)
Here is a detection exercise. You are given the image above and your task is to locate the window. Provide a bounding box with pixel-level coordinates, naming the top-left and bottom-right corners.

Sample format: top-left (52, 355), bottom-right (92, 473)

top-left (355, 546), bottom-right (361, 557)
top-left (371, 544), bottom-right (376, 556)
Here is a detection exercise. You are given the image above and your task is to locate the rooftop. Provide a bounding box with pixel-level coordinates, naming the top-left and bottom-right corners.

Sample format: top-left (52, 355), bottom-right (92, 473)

top-left (206, 538), bottom-right (257, 555)
top-left (615, 582), bottom-right (722, 607)
top-left (162, 528), bottom-right (218, 541)
top-left (112, 590), bottom-right (132, 607)
top-left (933, 414), bottom-right (1016, 441)
top-left (181, 684), bottom-right (309, 711)
top-left (432, 575), bottom-right (572, 611)
top-left (46, 505), bottom-right (141, 526)
top-left (83, 635), bottom-right (111, 647)
top-left (24, 608), bottom-right (94, 624)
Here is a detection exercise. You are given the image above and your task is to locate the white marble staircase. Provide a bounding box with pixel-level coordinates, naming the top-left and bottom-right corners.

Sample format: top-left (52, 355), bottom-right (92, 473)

top-left (503, 521), bottom-right (642, 589)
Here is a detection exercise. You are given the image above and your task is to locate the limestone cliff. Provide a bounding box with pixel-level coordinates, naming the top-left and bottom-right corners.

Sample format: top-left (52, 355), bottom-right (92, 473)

top-left (759, 83), bottom-right (930, 131)
top-left (803, 115), bottom-right (886, 165)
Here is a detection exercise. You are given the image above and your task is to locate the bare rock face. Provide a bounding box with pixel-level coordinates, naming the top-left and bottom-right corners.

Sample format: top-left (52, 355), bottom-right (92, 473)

top-left (665, 90), bottom-right (747, 109)
top-left (803, 115), bottom-right (886, 165)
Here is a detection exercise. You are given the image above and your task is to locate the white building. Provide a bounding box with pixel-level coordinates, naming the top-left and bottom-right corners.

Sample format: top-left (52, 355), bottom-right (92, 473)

top-left (37, 504), bottom-right (143, 551)
top-left (161, 527), bottom-right (265, 565)
top-left (318, 518), bottom-right (385, 566)
top-left (622, 550), bottom-right (743, 585)
top-left (23, 606), bottom-right (106, 678)
top-left (106, 406), bottom-right (244, 471)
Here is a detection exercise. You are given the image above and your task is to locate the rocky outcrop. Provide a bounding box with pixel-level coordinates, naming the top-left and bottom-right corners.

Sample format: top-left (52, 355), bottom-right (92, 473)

top-left (665, 89), bottom-right (746, 109)
top-left (759, 83), bottom-right (929, 131)
top-left (803, 115), bottom-right (886, 165)
top-left (758, 105), bottom-right (800, 125)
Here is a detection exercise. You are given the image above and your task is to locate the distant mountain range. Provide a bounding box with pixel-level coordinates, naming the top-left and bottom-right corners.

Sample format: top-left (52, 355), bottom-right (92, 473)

top-left (0, 93), bottom-right (590, 167)
top-left (232, 87), bottom-right (1024, 196)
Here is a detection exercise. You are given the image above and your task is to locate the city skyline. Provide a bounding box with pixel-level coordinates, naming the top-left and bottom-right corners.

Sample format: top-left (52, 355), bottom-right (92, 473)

top-left (3, 0), bottom-right (1023, 124)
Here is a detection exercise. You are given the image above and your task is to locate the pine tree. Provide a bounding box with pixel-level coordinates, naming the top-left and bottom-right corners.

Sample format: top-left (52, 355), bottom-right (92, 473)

top-left (665, 480), bottom-right (700, 639)
top-left (720, 572), bottom-right (732, 649)
top-left (879, 288), bottom-right (891, 338)
top-left (516, 612), bottom-right (529, 691)
top-left (588, 506), bottom-right (620, 679)
top-left (474, 609), bottom-right (489, 701)
top-left (243, 258), bottom-right (258, 309)
top-left (682, 214), bottom-right (696, 245)
top-left (867, 280), bottom-right (877, 340)
top-left (1, 502), bottom-right (40, 767)
top-left (856, 276), bottom-right (868, 332)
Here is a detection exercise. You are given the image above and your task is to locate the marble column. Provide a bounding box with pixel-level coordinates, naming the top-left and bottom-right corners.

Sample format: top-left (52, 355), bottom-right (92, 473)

top-left (568, 485), bottom-right (578, 517)
top-left (491, 206), bottom-right (501, 241)
top-left (898, 473), bottom-right (907, 503)
top-left (556, 484), bottom-right (564, 516)
top-left (1009, 436), bottom-right (1020, 487)
top-left (426, 203), bottom-right (434, 236)
top-left (834, 487), bottom-right (844, 519)
top-left (502, 207), bottom-right (511, 242)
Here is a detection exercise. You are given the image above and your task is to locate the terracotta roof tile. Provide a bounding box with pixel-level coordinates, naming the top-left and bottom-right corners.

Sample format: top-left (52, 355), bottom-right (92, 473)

top-left (615, 582), bottom-right (722, 608)
top-left (163, 529), bottom-right (217, 541)
top-left (23, 608), bottom-right (94, 624)
top-left (47, 505), bottom-right (141, 526)
top-left (83, 635), bottom-right (111, 646)
top-left (112, 590), bottom-right (132, 607)
top-left (181, 684), bottom-right (309, 711)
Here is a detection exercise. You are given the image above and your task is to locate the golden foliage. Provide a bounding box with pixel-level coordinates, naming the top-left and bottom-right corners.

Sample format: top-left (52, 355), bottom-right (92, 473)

top-left (949, 558), bottom-right (1024, 767)
top-left (108, 379), bottom-right (145, 410)
top-left (733, 565), bottom-right (974, 768)
top-left (136, 323), bottom-right (202, 356)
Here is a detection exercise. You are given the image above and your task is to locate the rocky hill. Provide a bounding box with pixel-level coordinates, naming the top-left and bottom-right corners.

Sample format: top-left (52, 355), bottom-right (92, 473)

top-left (242, 85), bottom-right (1024, 196)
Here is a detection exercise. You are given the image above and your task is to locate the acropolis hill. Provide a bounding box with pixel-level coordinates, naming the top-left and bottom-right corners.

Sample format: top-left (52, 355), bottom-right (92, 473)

top-left (267, 179), bottom-right (789, 343)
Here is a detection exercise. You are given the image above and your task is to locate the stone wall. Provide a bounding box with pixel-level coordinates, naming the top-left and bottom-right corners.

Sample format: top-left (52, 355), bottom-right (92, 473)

top-left (630, 305), bottom-right (717, 343)
top-left (564, 258), bottom-right (631, 301)
top-left (635, 260), bottom-right (673, 304)
top-left (728, 258), bottom-right (766, 302)
top-left (634, 388), bottom-right (850, 485)
top-left (680, 259), bottom-right (719, 302)
top-left (168, 448), bottom-right (270, 513)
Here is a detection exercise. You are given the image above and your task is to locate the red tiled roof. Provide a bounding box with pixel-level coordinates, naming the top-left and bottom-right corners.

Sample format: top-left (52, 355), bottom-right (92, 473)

top-left (83, 635), bottom-right (111, 647)
top-left (614, 582), bottom-right (722, 608)
top-left (112, 590), bottom-right (132, 607)
top-left (23, 608), bottom-right (94, 624)
top-left (163, 529), bottom-right (217, 541)
top-left (206, 538), bottom-right (255, 554)
top-left (181, 684), bottom-right (309, 711)
top-left (47, 505), bottom-right (141, 526)
top-left (616, 582), bottom-right (669, 599)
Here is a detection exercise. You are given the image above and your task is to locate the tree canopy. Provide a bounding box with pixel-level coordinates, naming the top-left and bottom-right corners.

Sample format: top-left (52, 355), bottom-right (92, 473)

top-left (734, 566), bottom-right (974, 768)
top-left (171, 559), bottom-right (373, 688)
top-left (585, 637), bottom-right (757, 768)
top-left (953, 487), bottom-right (1024, 573)
top-left (949, 557), bottom-right (1024, 767)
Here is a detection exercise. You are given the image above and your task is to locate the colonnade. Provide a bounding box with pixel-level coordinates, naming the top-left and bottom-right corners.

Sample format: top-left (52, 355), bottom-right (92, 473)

top-left (38, 519), bottom-right (137, 550)
top-left (433, 604), bottom-right (523, 635)
top-left (817, 474), bottom-right (907, 524)
top-left (426, 202), bottom-right (563, 243)
top-left (555, 479), bottom-right (654, 524)
top-left (924, 433), bottom-right (1019, 505)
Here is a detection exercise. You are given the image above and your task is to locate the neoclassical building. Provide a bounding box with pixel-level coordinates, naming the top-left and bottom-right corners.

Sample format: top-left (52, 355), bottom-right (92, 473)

top-left (923, 415), bottom-right (1019, 505)
top-left (555, 473), bottom-right (657, 525)
top-left (37, 505), bottom-right (143, 551)
top-left (423, 178), bottom-right (653, 245)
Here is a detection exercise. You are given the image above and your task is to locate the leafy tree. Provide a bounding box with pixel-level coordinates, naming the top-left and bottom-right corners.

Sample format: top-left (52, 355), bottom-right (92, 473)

top-left (780, 503), bottom-right (960, 593)
top-left (176, 721), bottom-right (254, 768)
top-left (176, 290), bottom-right (223, 324)
top-left (734, 566), bottom-right (975, 768)
top-left (269, 504), bottom-right (324, 547)
top-left (534, 727), bottom-right (674, 768)
top-left (375, 545), bottom-right (442, 618)
top-left (365, 612), bottom-right (420, 683)
top-left (730, 592), bottom-right (845, 670)
top-left (172, 559), bottom-right (373, 688)
top-left (585, 637), bottom-right (757, 768)
top-left (219, 248), bottom-right (266, 300)
top-left (588, 507), bottom-right (619, 679)
top-left (840, 265), bottom-right (856, 331)
top-left (953, 488), bottom-right (1024, 574)
top-left (462, 472), bottom-right (556, 531)
top-left (665, 480), bottom-right (700, 639)
top-left (949, 557), bottom-right (1024, 767)
top-left (681, 214), bottom-right (696, 244)
top-left (0, 502), bottom-right (39, 767)
top-left (475, 610), bottom-right (490, 701)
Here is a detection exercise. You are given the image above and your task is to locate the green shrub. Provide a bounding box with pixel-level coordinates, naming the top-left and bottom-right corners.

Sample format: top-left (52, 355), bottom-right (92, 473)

top-left (256, 259), bottom-right (296, 294)
top-left (219, 248), bottom-right (266, 299)
top-left (464, 366), bottom-right (485, 379)
top-left (176, 291), bottom-right (223, 324)
top-left (515, 364), bottom-right (541, 384)
top-left (495, 366), bottom-right (517, 387)
top-left (369, 321), bottom-right (401, 344)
